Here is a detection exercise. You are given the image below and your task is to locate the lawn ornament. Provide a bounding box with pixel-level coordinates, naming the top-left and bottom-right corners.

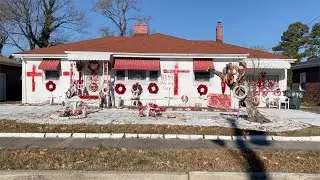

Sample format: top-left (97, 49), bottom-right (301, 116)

top-left (139, 103), bottom-right (166, 117)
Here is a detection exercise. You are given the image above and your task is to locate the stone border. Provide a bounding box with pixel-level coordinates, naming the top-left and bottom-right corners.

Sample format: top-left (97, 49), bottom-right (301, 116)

top-left (0, 171), bottom-right (319, 180)
top-left (0, 132), bottom-right (319, 142)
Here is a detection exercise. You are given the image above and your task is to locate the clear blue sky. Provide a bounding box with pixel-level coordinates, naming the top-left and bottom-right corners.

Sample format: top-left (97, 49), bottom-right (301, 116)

top-left (4, 0), bottom-right (320, 55)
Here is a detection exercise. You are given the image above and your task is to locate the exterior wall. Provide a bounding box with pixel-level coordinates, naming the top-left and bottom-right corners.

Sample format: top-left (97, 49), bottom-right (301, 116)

top-left (0, 64), bottom-right (22, 101)
top-left (292, 66), bottom-right (320, 83)
top-left (113, 58), bottom-right (241, 108)
top-left (22, 58), bottom-right (71, 104)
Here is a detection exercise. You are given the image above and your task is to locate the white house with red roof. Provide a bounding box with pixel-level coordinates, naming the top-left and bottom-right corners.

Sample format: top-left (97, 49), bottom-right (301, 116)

top-left (13, 22), bottom-right (295, 108)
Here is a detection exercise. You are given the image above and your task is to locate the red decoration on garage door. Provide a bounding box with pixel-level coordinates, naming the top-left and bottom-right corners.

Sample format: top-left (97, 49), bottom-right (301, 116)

top-left (26, 65), bottom-right (42, 92)
top-left (207, 93), bottom-right (231, 109)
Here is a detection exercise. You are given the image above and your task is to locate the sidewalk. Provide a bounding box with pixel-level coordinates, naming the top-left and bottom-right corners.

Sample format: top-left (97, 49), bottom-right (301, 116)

top-left (1, 137), bottom-right (319, 151)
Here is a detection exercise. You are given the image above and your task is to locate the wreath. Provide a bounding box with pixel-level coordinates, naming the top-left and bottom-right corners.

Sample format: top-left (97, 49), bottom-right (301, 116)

top-left (115, 83), bottom-right (126, 94)
top-left (273, 88), bottom-right (281, 96)
top-left (197, 84), bottom-right (208, 96)
top-left (148, 83), bottom-right (159, 94)
top-left (46, 81), bottom-right (56, 92)
top-left (131, 83), bottom-right (143, 95)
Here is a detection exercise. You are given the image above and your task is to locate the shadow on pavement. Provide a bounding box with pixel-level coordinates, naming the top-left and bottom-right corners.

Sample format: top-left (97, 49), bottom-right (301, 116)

top-left (212, 117), bottom-right (270, 180)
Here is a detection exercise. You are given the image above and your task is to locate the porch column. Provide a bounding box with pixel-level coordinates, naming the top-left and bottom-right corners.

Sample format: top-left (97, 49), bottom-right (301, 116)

top-left (284, 69), bottom-right (288, 90)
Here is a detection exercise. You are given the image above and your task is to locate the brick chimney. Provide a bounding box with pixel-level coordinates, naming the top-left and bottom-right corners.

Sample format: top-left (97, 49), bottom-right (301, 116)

top-left (134, 23), bottom-right (149, 36)
top-left (216, 21), bottom-right (223, 43)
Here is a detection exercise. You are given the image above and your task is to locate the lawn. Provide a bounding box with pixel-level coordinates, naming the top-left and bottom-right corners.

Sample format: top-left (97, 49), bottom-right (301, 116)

top-left (0, 148), bottom-right (319, 173)
top-left (1, 119), bottom-right (320, 136)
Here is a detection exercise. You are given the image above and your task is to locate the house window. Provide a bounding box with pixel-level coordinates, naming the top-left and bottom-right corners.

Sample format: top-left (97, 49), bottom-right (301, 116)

top-left (44, 71), bottom-right (60, 80)
top-left (128, 70), bottom-right (146, 80)
top-left (116, 70), bottom-right (125, 80)
top-left (194, 72), bottom-right (210, 82)
top-left (149, 71), bottom-right (159, 81)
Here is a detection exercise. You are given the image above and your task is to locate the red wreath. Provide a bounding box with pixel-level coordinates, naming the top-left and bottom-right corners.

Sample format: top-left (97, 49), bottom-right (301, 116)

top-left (273, 88), bottom-right (281, 96)
top-left (197, 84), bottom-right (208, 96)
top-left (257, 80), bottom-right (265, 88)
top-left (115, 83), bottom-right (126, 95)
top-left (46, 81), bottom-right (56, 92)
top-left (148, 83), bottom-right (159, 94)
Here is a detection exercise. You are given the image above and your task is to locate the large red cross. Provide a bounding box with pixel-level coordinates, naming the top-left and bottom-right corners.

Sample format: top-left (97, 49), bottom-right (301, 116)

top-left (26, 65), bottom-right (42, 92)
top-left (163, 64), bottom-right (190, 96)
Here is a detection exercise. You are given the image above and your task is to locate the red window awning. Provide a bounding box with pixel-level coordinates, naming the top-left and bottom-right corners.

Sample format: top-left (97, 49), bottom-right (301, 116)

top-left (38, 59), bottom-right (61, 70)
top-left (193, 59), bottom-right (214, 71)
top-left (113, 58), bottom-right (160, 70)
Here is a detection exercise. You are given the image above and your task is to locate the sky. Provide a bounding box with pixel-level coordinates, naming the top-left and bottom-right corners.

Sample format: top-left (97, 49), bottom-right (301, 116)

top-left (3, 0), bottom-right (320, 55)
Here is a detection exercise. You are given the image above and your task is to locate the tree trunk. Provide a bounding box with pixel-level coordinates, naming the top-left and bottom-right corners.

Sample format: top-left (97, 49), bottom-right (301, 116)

top-left (210, 69), bottom-right (270, 123)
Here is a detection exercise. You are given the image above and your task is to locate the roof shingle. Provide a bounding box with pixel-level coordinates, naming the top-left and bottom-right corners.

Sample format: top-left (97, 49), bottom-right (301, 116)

top-left (16, 33), bottom-right (289, 59)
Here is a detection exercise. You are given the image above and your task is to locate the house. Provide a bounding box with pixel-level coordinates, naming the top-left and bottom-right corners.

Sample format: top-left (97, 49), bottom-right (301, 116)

top-left (12, 22), bottom-right (295, 108)
top-left (292, 56), bottom-right (320, 105)
top-left (0, 56), bottom-right (22, 101)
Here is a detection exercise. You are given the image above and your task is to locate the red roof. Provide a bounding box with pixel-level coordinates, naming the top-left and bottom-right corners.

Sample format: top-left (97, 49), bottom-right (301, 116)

top-left (17, 33), bottom-right (288, 59)
top-left (113, 58), bottom-right (160, 70)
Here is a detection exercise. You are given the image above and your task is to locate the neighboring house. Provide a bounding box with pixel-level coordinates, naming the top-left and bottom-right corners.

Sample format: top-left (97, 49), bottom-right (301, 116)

top-left (13, 22), bottom-right (295, 108)
top-left (292, 56), bottom-right (320, 105)
top-left (0, 56), bottom-right (22, 101)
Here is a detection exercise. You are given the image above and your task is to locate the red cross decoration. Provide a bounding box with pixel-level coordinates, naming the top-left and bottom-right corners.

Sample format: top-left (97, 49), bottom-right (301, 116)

top-left (163, 64), bottom-right (190, 96)
top-left (26, 65), bottom-right (42, 92)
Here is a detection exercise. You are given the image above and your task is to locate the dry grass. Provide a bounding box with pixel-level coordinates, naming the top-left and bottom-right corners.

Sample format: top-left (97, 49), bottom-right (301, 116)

top-left (1, 119), bottom-right (320, 136)
top-left (0, 148), bottom-right (319, 173)
top-left (0, 101), bottom-right (21, 104)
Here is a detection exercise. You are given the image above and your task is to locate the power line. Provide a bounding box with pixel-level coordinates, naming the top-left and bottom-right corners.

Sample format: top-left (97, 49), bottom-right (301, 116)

top-left (307, 15), bottom-right (320, 25)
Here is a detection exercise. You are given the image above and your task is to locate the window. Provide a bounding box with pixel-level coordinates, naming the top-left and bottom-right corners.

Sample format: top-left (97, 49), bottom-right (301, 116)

top-left (45, 71), bottom-right (60, 80)
top-left (194, 72), bottom-right (210, 82)
top-left (128, 70), bottom-right (146, 80)
top-left (149, 71), bottom-right (159, 81)
top-left (116, 70), bottom-right (125, 80)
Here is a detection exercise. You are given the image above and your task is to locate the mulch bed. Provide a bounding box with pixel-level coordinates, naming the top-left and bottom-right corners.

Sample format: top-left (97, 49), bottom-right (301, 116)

top-left (0, 148), bottom-right (319, 173)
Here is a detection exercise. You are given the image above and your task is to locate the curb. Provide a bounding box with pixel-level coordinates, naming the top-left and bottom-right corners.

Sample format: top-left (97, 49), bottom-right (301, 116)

top-left (0, 133), bottom-right (319, 142)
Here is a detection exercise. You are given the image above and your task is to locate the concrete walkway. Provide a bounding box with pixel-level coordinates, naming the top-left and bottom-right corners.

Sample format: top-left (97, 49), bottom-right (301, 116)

top-left (0, 137), bottom-right (319, 151)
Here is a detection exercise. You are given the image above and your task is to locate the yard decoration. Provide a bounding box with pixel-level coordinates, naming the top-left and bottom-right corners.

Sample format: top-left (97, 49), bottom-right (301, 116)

top-left (181, 95), bottom-right (188, 106)
top-left (46, 81), bottom-right (56, 92)
top-left (88, 60), bottom-right (100, 74)
top-left (139, 103), bottom-right (166, 117)
top-left (260, 72), bottom-right (267, 80)
top-left (148, 83), bottom-right (159, 94)
top-left (131, 83), bottom-right (143, 107)
top-left (207, 61), bottom-right (248, 100)
top-left (273, 88), bottom-right (282, 96)
top-left (252, 96), bottom-right (260, 106)
top-left (268, 80), bottom-right (275, 89)
top-left (89, 82), bottom-right (98, 92)
top-left (115, 83), bottom-right (126, 95)
top-left (197, 84), bottom-right (208, 96)
top-left (261, 88), bottom-right (269, 97)
top-left (221, 80), bottom-right (226, 94)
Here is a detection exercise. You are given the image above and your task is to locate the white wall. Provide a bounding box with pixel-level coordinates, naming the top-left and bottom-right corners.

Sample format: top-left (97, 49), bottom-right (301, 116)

top-left (113, 58), bottom-right (239, 107)
top-left (23, 58), bottom-right (71, 104)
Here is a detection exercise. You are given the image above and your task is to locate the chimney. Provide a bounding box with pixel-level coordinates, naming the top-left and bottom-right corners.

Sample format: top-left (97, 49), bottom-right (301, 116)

top-left (216, 21), bottom-right (223, 43)
top-left (134, 23), bottom-right (149, 36)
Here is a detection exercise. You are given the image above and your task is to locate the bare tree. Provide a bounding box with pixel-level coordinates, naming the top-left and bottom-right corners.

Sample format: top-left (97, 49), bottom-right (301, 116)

top-left (94, 0), bottom-right (150, 36)
top-left (0, 0), bottom-right (87, 51)
top-left (0, 26), bottom-right (8, 55)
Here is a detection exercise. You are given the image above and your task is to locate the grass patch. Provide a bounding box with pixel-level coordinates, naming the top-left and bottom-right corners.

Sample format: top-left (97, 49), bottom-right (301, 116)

top-left (0, 101), bottom-right (21, 104)
top-left (0, 148), bottom-right (318, 173)
top-left (1, 119), bottom-right (320, 136)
